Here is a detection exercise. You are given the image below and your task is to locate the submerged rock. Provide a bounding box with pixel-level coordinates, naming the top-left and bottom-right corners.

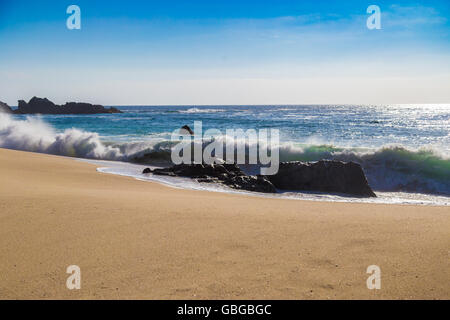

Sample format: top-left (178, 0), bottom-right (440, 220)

top-left (180, 125), bottom-right (194, 135)
top-left (0, 101), bottom-right (13, 113)
top-left (142, 168), bottom-right (152, 174)
top-left (143, 163), bottom-right (277, 193)
top-left (15, 96), bottom-right (122, 114)
top-left (132, 150), bottom-right (173, 164)
top-left (266, 160), bottom-right (376, 197)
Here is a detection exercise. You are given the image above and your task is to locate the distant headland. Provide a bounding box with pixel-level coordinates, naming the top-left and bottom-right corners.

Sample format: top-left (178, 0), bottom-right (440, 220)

top-left (0, 97), bottom-right (122, 114)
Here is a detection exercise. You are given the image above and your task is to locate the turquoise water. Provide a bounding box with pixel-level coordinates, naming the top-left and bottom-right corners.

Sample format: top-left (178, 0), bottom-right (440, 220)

top-left (1, 104), bottom-right (449, 196)
top-left (19, 104), bottom-right (450, 149)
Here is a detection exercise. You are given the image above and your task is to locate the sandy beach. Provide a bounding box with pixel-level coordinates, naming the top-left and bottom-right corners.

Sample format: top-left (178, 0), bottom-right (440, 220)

top-left (0, 148), bottom-right (448, 299)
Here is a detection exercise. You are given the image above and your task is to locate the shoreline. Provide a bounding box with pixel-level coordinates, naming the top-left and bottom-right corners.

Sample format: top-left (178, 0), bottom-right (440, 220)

top-left (2, 109), bottom-right (449, 199)
top-left (0, 148), bottom-right (449, 299)
top-left (84, 159), bottom-right (450, 207)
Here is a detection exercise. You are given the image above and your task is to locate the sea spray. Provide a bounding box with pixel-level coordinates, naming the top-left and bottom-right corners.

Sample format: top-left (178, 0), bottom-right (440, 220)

top-left (289, 145), bottom-right (450, 194)
top-left (0, 112), bottom-right (449, 195)
top-left (0, 113), bottom-right (124, 159)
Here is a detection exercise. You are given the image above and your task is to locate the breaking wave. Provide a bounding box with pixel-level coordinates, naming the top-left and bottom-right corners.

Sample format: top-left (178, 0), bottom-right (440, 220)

top-left (178, 108), bottom-right (226, 114)
top-left (275, 144), bottom-right (450, 195)
top-left (0, 113), bottom-right (449, 195)
top-left (0, 113), bottom-right (125, 160)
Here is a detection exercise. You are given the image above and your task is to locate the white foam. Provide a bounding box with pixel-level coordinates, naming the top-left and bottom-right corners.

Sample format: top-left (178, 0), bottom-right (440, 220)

top-left (1, 113), bottom-right (449, 198)
top-left (0, 113), bottom-right (124, 160)
top-left (83, 159), bottom-right (450, 206)
top-left (179, 108), bottom-right (226, 114)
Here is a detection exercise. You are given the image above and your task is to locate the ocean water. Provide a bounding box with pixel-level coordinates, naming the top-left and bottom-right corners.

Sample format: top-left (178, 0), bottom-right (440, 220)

top-left (1, 104), bottom-right (449, 205)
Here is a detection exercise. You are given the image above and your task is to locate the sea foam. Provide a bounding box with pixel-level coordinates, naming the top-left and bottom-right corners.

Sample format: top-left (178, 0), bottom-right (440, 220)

top-left (0, 113), bottom-right (124, 159)
top-left (1, 112), bottom-right (449, 196)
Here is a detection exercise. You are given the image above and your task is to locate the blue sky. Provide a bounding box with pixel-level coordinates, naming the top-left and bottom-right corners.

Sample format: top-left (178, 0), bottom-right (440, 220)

top-left (1, 0), bottom-right (449, 105)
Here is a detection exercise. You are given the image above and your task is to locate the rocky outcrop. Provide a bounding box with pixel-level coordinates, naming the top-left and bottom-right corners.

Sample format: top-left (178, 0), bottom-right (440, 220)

top-left (180, 125), bottom-right (194, 135)
top-left (142, 160), bottom-right (376, 197)
top-left (143, 163), bottom-right (277, 193)
top-left (15, 97), bottom-right (122, 114)
top-left (0, 101), bottom-right (13, 113)
top-left (266, 160), bottom-right (376, 197)
top-left (142, 168), bottom-right (152, 174)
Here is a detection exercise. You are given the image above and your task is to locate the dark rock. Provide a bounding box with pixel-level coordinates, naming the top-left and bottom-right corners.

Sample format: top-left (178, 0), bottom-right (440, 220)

top-left (15, 96), bottom-right (122, 114)
top-left (142, 168), bottom-right (152, 174)
top-left (151, 163), bottom-right (277, 193)
top-left (0, 101), bottom-right (13, 113)
top-left (180, 125), bottom-right (194, 135)
top-left (266, 160), bottom-right (376, 197)
top-left (144, 161), bottom-right (375, 197)
top-left (132, 150), bottom-right (173, 164)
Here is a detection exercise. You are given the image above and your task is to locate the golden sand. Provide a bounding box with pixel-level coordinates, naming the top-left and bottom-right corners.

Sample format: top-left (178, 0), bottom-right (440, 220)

top-left (0, 148), bottom-right (448, 299)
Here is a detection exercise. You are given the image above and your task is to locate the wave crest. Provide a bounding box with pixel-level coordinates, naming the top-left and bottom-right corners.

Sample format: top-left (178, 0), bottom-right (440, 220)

top-left (1, 113), bottom-right (449, 195)
top-left (277, 144), bottom-right (450, 195)
top-left (0, 113), bottom-right (124, 160)
top-left (178, 108), bottom-right (225, 114)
